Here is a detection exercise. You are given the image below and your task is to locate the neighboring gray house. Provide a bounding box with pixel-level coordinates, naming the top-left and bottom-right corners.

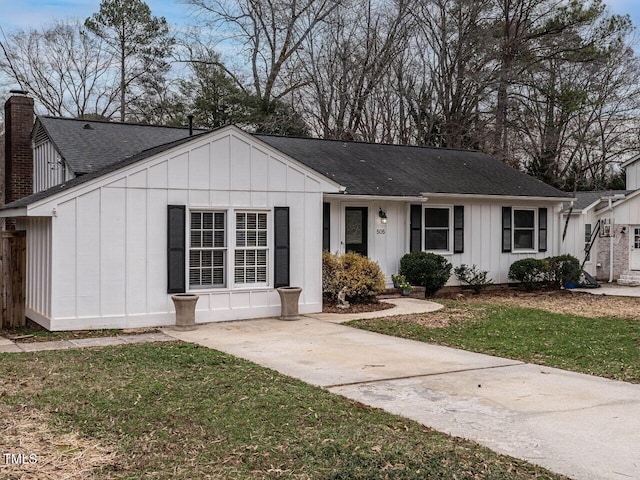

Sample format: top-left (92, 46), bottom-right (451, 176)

top-left (561, 155), bottom-right (640, 284)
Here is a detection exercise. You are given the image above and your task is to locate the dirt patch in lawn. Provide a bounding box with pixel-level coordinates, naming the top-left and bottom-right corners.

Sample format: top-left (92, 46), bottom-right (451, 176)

top-left (437, 289), bottom-right (640, 320)
top-left (0, 404), bottom-right (116, 479)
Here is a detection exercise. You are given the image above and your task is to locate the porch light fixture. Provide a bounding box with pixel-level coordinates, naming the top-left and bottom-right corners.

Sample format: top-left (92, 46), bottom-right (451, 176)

top-left (378, 209), bottom-right (388, 224)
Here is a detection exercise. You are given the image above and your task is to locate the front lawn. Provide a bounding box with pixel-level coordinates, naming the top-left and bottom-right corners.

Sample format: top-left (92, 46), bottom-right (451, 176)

top-left (0, 343), bottom-right (566, 479)
top-left (349, 299), bottom-right (640, 383)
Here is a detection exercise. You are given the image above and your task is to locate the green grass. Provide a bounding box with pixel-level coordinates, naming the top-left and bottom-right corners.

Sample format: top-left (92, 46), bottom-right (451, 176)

top-left (0, 342), bottom-right (567, 479)
top-left (349, 301), bottom-right (640, 383)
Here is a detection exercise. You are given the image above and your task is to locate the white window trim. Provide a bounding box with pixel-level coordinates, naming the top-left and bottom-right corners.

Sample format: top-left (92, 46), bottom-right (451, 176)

top-left (423, 205), bottom-right (453, 255)
top-left (186, 207), bottom-right (273, 292)
top-left (512, 207), bottom-right (537, 253)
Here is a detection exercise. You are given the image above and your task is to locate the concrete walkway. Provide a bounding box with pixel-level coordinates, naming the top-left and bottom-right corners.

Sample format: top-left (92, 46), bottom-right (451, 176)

top-left (572, 283), bottom-right (640, 297)
top-left (0, 332), bottom-right (176, 353)
top-left (166, 315), bottom-right (640, 480)
top-left (307, 297), bottom-right (443, 323)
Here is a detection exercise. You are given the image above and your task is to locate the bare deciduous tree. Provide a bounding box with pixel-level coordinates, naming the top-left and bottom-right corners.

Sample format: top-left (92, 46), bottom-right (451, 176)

top-left (0, 20), bottom-right (119, 118)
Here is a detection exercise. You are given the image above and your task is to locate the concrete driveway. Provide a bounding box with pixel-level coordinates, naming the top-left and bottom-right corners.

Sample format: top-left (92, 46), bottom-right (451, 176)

top-left (166, 316), bottom-right (640, 480)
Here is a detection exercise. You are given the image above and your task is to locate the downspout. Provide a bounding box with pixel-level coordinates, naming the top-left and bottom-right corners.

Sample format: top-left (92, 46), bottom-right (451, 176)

top-left (608, 198), bottom-right (614, 283)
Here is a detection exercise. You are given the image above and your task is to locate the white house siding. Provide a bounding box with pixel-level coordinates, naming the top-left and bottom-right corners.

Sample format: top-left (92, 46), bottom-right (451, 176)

top-left (325, 197), bottom-right (564, 286)
top-left (33, 141), bottom-right (74, 193)
top-left (560, 211), bottom-right (598, 278)
top-left (14, 217), bottom-right (53, 328)
top-left (626, 161), bottom-right (640, 190)
top-left (34, 128), bottom-right (338, 330)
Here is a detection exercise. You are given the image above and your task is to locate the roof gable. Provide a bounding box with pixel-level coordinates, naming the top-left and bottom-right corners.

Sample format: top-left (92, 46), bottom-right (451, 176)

top-left (256, 135), bottom-right (570, 199)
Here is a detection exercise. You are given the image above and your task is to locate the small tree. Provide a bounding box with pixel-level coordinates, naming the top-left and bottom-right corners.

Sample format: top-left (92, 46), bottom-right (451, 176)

top-left (399, 252), bottom-right (451, 297)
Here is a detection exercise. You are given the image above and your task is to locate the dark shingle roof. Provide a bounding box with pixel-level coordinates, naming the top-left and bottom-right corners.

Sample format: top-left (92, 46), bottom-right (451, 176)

top-left (570, 190), bottom-right (632, 211)
top-left (2, 124), bottom-right (573, 212)
top-left (37, 116), bottom-right (207, 174)
top-left (257, 135), bottom-right (570, 198)
top-left (3, 134), bottom-right (205, 210)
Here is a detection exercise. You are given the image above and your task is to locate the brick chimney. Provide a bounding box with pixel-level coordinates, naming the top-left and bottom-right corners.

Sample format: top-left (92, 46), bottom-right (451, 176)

top-left (3, 92), bottom-right (34, 206)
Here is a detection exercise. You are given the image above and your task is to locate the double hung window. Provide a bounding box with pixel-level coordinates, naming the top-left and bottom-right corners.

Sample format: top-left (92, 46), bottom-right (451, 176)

top-left (189, 211), bottom-right (226, 288)
top-left (234, 212), bottom-right (268, 284)
top-left (424, 207), bottom-right (450, 251)
top-left (513, 209), bottom-right (535, 250)
top-left (188, 210), bottom-right (269, 289)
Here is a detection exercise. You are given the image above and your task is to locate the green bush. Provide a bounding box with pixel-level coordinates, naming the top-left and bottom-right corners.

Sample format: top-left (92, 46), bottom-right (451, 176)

top-left (322, 251), bottom-right (385, 303)
top-left (548, 254), bottom-right (581, 287)
top-left (508, 258), bottom-right (548, 289)
top-left (399, 252), bottom-right (452, 297)
top-left (454, 264), bottom-right (493, 293)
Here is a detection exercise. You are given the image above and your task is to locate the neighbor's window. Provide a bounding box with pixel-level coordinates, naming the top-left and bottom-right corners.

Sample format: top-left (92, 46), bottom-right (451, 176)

top-left (235, 212), bottom-right (268, 284)
top-left (424, 207), bottom-right (450, 251)
top-left (189, 211), bottom-right (226, 288)
top-left (513, 209), bottom-right (535, 250)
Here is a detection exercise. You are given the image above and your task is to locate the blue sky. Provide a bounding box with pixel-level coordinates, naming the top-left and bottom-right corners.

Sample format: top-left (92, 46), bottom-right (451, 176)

top-left (1, 0), bottom-right (639, 33)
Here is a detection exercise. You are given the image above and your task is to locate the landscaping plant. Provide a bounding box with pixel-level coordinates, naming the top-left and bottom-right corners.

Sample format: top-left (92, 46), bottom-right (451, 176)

top-left (399, 252), bottom-right (451, 297)
top-left (454, 264), bottom-right (493, 293)
top-left (508, 258), bottom-right (548, 289)
top-left (322, 251), bottom-right (385, 303)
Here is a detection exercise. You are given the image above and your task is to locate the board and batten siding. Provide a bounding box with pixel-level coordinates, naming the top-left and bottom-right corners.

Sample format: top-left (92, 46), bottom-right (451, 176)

top-left (40, 129), bottom-right (338, 330)
top-left (33, 141), bottom-right (74, 193)
top-left (325, 198), bottom-right (563, 285)
top-left (15, 217), bottom-right (53, 328)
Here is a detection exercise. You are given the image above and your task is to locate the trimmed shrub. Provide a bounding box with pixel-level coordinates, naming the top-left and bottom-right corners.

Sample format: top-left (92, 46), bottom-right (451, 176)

top-left (508, 258), bottom-right (548, 289)
top-left (454, 264), bottom-right (493, 293)
top-left (322, 250), bottom-right (341, 299)
top-left (548, 254), bottom-right (581, 287)
top-left (322, 251), bottom-right (385, 303)
top-left (399, 252), bottom-right (452, 297)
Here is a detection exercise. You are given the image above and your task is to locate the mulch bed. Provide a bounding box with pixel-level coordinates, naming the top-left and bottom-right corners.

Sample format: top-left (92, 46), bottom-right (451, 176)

top-left (322, 301), bottom-right (396, 314)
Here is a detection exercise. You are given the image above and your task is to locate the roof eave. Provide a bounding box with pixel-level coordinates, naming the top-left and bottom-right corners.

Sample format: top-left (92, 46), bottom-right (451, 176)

top-left (0, 207), bottom-right (28, 217)
top-left (420, 192), bottom-right (572, 202)
top-left (324, 193), bottom-right (428, 202)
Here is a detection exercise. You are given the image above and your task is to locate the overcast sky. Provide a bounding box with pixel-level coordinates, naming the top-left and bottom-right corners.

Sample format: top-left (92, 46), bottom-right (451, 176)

top-left (1, 0), bottom-right (639, 34)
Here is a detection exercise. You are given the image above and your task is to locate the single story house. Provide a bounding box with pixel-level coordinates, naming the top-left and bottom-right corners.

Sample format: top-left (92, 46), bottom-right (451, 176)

top-left (1, 94), bottom-right (573, 330)
top-left (561, 155), bottom-right (640, 284)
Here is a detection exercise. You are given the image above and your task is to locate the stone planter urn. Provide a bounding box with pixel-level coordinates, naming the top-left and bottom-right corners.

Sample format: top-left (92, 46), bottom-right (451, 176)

top-left (277, 287), bottom-right (302, 321)
top-left (171, 293), bottom-right (199, 331)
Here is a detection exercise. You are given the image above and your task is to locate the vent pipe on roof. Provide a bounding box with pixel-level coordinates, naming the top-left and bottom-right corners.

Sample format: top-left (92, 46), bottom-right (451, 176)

top-left (187, 115), bottom-right (194, 136)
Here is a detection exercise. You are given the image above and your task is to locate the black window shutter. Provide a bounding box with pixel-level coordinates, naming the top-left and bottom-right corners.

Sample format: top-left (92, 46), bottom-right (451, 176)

top-left (322, 202), bottom-right (330, 251)
top-left (274, 207), bottom-right (290, 287)
top-left (502, 207), bottom-right (512, 253)
top-left (410, 204), bottom-right (422, 252)
top-left (167, 205), bottom-right (186, 294)
top-left (453, 206), bottom-right (464, 253)
top-left (538, 207), bottom-right (548, 252)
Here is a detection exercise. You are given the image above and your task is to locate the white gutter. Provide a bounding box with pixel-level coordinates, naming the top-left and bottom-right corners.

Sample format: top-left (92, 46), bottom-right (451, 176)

top-left (323, 193), bottom-right (428, 202)
top-left (420, 192), bottom-right (573, 203)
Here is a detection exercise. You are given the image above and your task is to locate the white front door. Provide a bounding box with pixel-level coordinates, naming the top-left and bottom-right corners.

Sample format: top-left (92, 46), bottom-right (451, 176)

top-left (631, 227), bottom-right (640, 270)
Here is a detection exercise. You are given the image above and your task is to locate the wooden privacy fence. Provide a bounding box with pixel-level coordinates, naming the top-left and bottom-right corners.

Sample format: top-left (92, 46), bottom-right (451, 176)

top-left (0, 230), bottom-right (26, 328)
